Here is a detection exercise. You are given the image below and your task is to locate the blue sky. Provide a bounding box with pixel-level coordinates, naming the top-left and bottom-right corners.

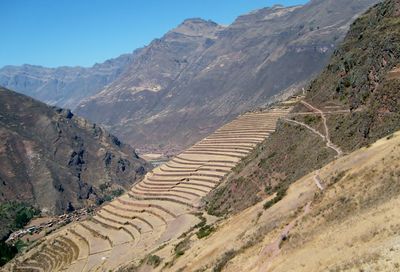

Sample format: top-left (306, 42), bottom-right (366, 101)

top-left (0, 0), bottom-right (307, 68)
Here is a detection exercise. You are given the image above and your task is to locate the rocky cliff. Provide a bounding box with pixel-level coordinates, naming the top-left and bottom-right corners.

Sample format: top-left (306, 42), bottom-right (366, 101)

top-left (76, 0), bottom-right (379, 153)
top-left (0, 87), bottom-right (149, 215)
top-left (0, 1), bottom-right (379, 154)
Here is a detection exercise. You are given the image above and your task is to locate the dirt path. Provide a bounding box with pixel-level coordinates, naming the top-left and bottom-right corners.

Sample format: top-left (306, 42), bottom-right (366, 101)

top-left (283, 118), bottom-right (326, 140)
top-left (283, 100), bottom-right (343, 157)
top-left (258, 201), bottom-right (312, 272)
top-left (257, 170), bottom-right (325, 271)
top-left (282, 117), bottom-right (342, 158)
top-left (290, 110), bottom-right (350, 116)
top-left (300, 101), bottom-right (343, 157)
top-left (256, 101), bottom-right (343, 271)
top-left (313, 170), bottom-right (324, 191)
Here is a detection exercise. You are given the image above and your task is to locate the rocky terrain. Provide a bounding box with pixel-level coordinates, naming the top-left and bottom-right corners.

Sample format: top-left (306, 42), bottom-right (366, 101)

top-left (0, 0), bottom-right (379, 154)
top-left (2, 0), bottom-right (400, 270)
top-left (0, 87), bottom-right (149, 219)
top-left (114, 2), bottom-right (399, 270)
top-left (205, 0), bottom-right (400, 216)
top-left (75, 0), bottom-right (379, 153)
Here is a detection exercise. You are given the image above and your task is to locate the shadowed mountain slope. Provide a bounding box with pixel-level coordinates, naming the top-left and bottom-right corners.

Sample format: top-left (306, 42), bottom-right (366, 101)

top-left (0, 87), bottom-right (149, 217)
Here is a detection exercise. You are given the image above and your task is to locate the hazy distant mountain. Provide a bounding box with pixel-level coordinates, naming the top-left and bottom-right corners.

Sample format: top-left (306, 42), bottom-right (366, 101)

top-left (0, 0), bottom-right (380, 154)
top-left (0, 87), bottom-right (149, 215)
top-left (76, 0), bottom-right (380, 153)
top-left (0, 53), bottom-right (133, 110)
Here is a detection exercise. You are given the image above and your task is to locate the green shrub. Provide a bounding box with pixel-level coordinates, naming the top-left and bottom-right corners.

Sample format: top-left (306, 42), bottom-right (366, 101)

top-left (0, 202), bottom-right (39, 237)
top-left (264, 185), bottom-right (272, 193)
top-left (263, 187), bottom-right (287, 210)
top-left (196, 225), bottom-right (215, 239)
top-left (174, 238), bottom-right (190, 257)
top-left (194, 216), bottom-right (206, 229)
top-left (111, 189), bottom-right (124, 197)
top-left (0, 239), bottom-right (18, 266)
top-left (212, 250), bottom-right (237, 272)
top-left (14, 239), bottom-right (27, 252)
top-left (146, 255), bottom-right (162, 268)
top-left (99, 183), bottom-right (109, 192)
top-left (331, 170), bottom-right (348, 184)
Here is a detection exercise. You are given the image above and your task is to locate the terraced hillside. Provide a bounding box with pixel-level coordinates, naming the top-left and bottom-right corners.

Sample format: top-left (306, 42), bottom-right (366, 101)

top-left (4, 104), bottom-right (293, 271)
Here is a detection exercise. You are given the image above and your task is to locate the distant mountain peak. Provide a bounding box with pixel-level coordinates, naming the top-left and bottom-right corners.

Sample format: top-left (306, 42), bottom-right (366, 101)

top-left (271, 4), bottom-right (285, 9)
top-left (171, 18), bottom-right (223, 37)
top-left (181, 17), bottom-right (216, 25)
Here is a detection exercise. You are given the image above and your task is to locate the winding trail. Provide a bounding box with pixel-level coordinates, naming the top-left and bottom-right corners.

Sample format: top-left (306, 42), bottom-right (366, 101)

top-left (283, 100), bottom-right (343, 157)
top-left (258, 101), bottom-right (340, 271)
top-left (300, 101), bottom-right (343, 157)
top-left (283, 118), bottom-right (326, 140)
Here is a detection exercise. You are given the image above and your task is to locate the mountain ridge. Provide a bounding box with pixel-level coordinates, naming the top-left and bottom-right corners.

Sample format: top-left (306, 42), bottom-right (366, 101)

top-left (0, 53), bottom-right (134, 109)
top-left (76, 0), bottom-right (379, 154)
top-left (0, 0), bottom-right (381, 156)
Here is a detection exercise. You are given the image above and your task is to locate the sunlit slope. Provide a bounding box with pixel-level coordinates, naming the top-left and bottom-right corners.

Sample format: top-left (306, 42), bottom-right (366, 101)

top-left (160, 131), bottom-right (400, 272)
top-left (5, 104), bottom-right (293, 272)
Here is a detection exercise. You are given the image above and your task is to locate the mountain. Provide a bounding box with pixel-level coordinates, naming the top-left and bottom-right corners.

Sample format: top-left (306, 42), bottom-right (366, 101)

top-left (206, 0), bottom-right (400, 216)
top-left (3, 0), bottom-right (400, 269)
top-left (0, 87), bottom-right (149, 218)
top-left (76, 0), bottom-right (380, 154)
top-left (0, 1), bottom-right (379, 155)
top-left (0, 53), bottom-right (133, 110)
top-left (120, 1), bottom-right (400, 270)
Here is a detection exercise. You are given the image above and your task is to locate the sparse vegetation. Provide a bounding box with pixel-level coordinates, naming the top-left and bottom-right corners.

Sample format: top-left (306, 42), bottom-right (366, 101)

top-left (304, 114), bottom-right (320, 125)
top-left (306, 0), bottom-right (400, 152)
top-left (174, 237), bottom-right (191, 257)
top-left (196, 225), bottom-right (215, 239)
top-left (212, 250), bottom-right (236, 272)
top-left (95, 188), bottom-right (125, 206)
top-left (205, 121), bottom-right (336, 216)
top-left (330, 170), bottom-right (348, 185)
top-left (194, 215), bottom-right (207, 229)
top-left (146, 255), bottom-right (162, 268)
top-left (263, 186), bottom-right (287, 210)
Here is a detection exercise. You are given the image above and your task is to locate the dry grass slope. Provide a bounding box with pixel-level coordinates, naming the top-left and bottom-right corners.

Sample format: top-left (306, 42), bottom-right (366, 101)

top-left (160, 130), bottom-right (400, 272)
top-left (4, 103), bottom-right (293, 272)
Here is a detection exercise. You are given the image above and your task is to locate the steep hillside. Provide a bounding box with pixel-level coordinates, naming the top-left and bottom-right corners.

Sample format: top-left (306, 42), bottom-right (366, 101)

top-left (205, 0), bottom-right (400, 216)
top-left (158, 130), bottom-right (400, 272)
top-left (0, 54), bottom-right (133, 109)
top-left (75, 0), bottom-right (379, 154)
top-left (0, 87), bottom-right (149, 220)
top-left (304, 0), bottom-right (400, 151)
top-left (3, 103), bottom-right (293, 271)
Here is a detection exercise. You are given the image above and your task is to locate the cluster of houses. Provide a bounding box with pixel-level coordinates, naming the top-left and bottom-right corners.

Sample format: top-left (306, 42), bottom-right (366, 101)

top-left (6, 206), bottom-right (94, 244)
